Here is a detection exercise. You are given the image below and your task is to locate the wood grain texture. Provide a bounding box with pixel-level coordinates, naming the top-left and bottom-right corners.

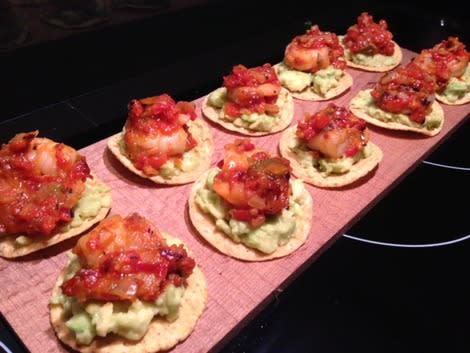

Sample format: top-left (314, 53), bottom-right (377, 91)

top-left (1, 48), bottom-right (469, 353)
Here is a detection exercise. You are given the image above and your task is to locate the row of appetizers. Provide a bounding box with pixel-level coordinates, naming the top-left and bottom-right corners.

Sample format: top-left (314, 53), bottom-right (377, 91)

top-left (0, 12), bottom-right (468, 353)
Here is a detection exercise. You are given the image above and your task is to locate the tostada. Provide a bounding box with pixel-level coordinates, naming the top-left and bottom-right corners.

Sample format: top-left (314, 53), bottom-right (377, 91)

top-left (279, 103), bottom-right (383, 188)
top-left (108, 94), bottom-right (213, 185)
top-left (0, 131), bottom-right (111, 258)
top-left (188, 139), bottom-right (312, 261)
top-left (274, 25), bottom-right (353, 101)
top-left (202, 63), bottom-right (294, 136)
top-left (350, 62), bottom-right (444, 136)
top-left (50, 213), bottom-right (207, 353)
top-left (339, 12), bottom-right (402, 72)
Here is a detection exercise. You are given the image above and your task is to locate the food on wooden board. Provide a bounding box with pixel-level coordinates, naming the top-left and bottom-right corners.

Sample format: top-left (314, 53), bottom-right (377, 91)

top-left (0, 131), bottom-right (111, 258)
top-left (50, 212), bottom-right (207, 353)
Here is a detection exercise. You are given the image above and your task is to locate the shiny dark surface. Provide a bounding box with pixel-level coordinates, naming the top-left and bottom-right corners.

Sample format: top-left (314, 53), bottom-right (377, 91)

top-left (1, 1), bottom-right (469, 352)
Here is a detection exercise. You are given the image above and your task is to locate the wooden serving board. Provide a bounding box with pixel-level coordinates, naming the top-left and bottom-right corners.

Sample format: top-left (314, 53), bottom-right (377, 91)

top-left (1, 48), bottom-right (469, 353)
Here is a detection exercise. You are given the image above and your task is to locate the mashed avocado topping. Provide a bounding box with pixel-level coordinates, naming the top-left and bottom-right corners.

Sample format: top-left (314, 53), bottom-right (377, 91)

top-left (194, 169), bottom-right (305, 254)
top-left (50, 252), bottom-right (185, 345)
top-left (288, 135), bottom-right (372, 177)
top-left (120, 120), bottom-right (211, 178)
top-left (338, 35), bottom-right (399, 67)
top-left (276, 62), bottom-right (343, 96)
top-left (351, 90), bottom-right (442, 130)
top-left (13, 178), bottom-right (111, 247)
top-left (441, 64), bottom-right (470, 102)
top-left (207, 87), bottom-right (288, 131)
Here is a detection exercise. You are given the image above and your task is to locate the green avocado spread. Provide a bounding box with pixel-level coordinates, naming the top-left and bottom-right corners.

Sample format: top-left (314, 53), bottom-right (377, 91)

top-left (338, 35), bottom-right (399, 67)
top-left (276, 62), bottom-right (343, 96)
top-left (50, 252), bottom-right (185, 345)
top-left (194, 169), bottom-right (307, 254)
top-left (207, 87), bottom-right (288, 131)
top-left (13, 178), bottom-right (111, 247)
top-left (350, 89), bottom-right (442, 131)
top-left (288, 136), bottom-right (372, 177)
top-left (440, 64), bottom-right (470, 102)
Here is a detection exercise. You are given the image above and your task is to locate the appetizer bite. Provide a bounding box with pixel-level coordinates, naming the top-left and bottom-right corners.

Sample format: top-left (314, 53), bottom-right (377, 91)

top-left (0, 131), bottom-right (111, 258)
top-left (413, 36), bottom-right (470, 105)
top-left (188, 139), bottom-right (312, 261)
top-left (275, 25), bottom-right (353, 101)
top-left (108, 94), bottom-right (213, 184)
top-left (202, 63), bottom-right (294, 136)
top-left (349, 62), bottom-right (444, 136)
top-left (339, 12), bottom-right (402, 72)
top-left (50, 213), bottom-right (207, 353)
top-left (279, 103), bottom-right (383, 188)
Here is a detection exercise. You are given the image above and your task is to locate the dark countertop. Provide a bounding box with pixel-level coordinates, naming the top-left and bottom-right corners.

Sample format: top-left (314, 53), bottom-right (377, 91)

top-left (1, 1), bottom-right (470, 352)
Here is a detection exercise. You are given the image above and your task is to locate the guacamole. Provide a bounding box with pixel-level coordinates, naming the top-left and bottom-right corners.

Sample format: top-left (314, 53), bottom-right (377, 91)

top-left (50, 252), bottom-right (185, 345)
top-left (288, 135), bottom-right (372, 177)
top-left (276, 62), bottom-right (343, 96)
top-left (207, 87), bottom-right (289, 132)
top-left (14, 178), bottom-right (111, 247)
top-left (351, 89), bottom-right (442, 131)
top-left (441, 64), bottom-right (470, 102)
top-left (194, 169), bottom-right (306, 254)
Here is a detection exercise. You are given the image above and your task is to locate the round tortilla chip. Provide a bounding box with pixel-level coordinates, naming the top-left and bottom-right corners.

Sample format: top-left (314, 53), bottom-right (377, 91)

top-left (349, 89), bottom-right (444, 137)
top-left (188, 169), bottom-right (313, 261)
top-left (279, 126), bottom-right (383, 188)
top-left (435, 91), bottom-right (470, 105)
top-left (344, 41), bottom-right (403, 72)
top-left (273, 63), bottom-right (353, 101)
top-left (107, 118), bottom-right (214, 185)
top-left (0, 177), bottom-right (111, 258)
top-left (201, 87), bottom-right (294, 136)
top-left (50, 233), bottom-right (208, 353)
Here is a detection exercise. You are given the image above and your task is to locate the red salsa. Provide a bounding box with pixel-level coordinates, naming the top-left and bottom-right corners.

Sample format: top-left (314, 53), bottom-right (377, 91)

top-left (344, 12), bottom-right (395, 56)
top-left (0, 131), bottom-right (90, 236)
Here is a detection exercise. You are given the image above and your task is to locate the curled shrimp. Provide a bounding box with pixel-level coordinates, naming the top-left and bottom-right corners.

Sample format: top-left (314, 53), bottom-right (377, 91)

top-left (222, 64), bottom-right (281, 118)
top-left (123, 94), bottom-right (197, 175)
top-left (212, 140), bottom-right (291, 228)
top-left (297, 104), bottom-right (369, 159)
top-left (284, 25), bottom-right (346, 73)
top-left (413, 37), bottom-right (470, 92)
top-left (371, 62), bottom-right (436, 123)
top-left (62, 213), bottom-right (196, 302)
top-left (23, 135), bottom-right (81, 177)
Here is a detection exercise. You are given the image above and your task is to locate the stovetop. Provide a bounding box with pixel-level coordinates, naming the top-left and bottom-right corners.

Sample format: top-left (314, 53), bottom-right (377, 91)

top-left (1, 1), bottom-right (469, 352)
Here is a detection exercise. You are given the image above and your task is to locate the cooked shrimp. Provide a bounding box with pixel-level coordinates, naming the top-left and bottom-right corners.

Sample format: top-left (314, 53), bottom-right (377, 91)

top-left (223, 64), bottom-right (281, 118)
top-left (212, 140), bottom-right (291, 228)
top-left (285, 44), bottom-right (330, 72)
top-left (307, 128), bottom-right (368, 160)
top-left (24, 136), bottom-right (81, 176)
top-left (62, 213), bottom-right (196, 303)
top-left (413, 37), bottom-right (470, 91)
top-left (284, 25), bottom-right (346, 73)
top-left (125, 128), bottom-right (188, 158)
top-left (371, 62), bottom-right (436, 123)
top-left (123, 94), bottom-right (197, 175)
top-left (297, 104), bottom-right (369, 159)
